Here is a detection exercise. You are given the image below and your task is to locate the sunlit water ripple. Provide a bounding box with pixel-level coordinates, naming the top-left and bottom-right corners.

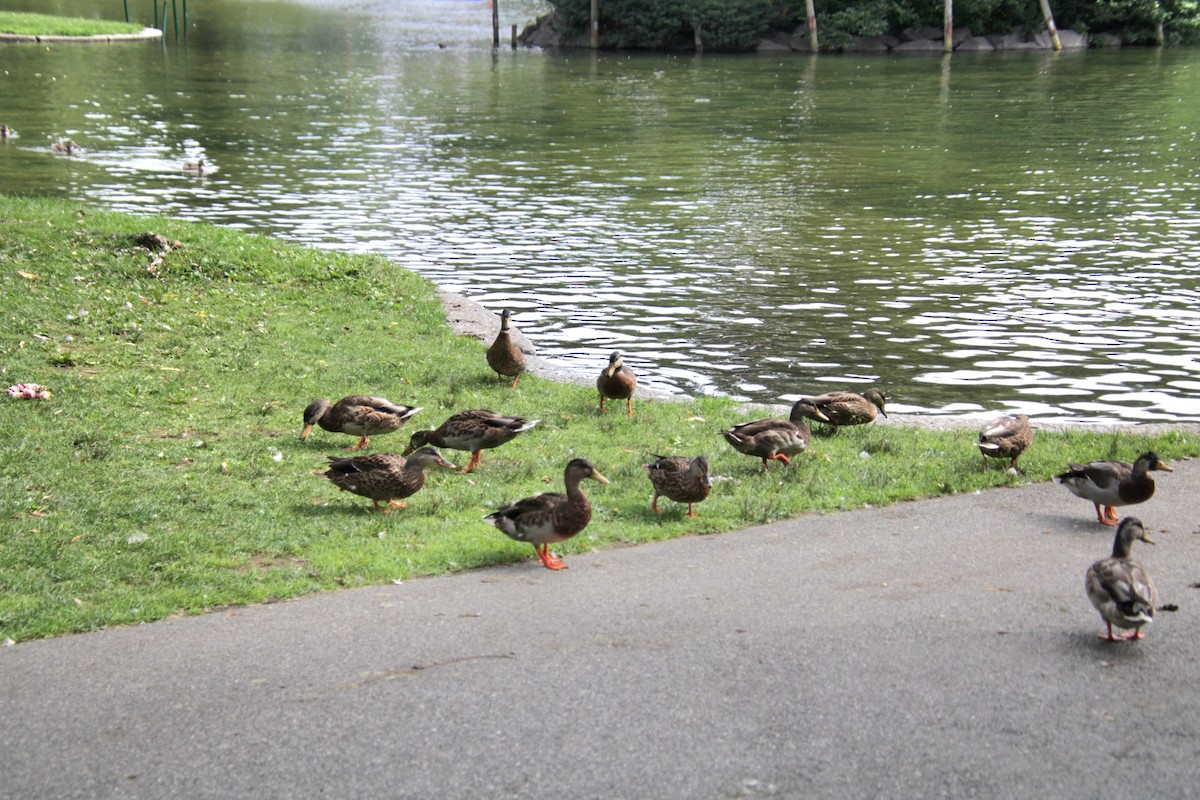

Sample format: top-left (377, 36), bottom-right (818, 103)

top-left (2, 0), bottom-right (1199, 423)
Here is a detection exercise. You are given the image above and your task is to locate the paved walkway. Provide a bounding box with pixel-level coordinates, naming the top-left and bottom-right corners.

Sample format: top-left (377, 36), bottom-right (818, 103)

top-left (3, 458), bottom-right (1199, 799)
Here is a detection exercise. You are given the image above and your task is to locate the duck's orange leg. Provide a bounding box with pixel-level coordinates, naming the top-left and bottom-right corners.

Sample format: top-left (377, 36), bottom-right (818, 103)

top-left (625, 397), bottom-right (634, 417)
top-left (510, 375), bottom-right (520, 389)
top-left (652, 494), bottom-right (662, 514)
top-left (1103, 506), bottom-right (1120, 525)
top-left (763, 453), bottom-right (793, 469)
top-left (598, 396), bottom-right (607, 414)
top-left (348, 435), bottom-right (369, 451)
top-left (536, 544), bottom-right (567, 570)
top-left (687, 503), bottom-right (698, 519)
top-left (463, 451), bottom-right (483, 473)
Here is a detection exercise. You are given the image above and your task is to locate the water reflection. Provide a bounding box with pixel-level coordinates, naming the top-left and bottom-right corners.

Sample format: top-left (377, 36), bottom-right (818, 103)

top-left (1, 0), bottom-right (1199, 422)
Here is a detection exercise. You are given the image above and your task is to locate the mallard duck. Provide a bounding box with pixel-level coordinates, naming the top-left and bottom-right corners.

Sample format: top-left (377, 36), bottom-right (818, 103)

top-left (50, 139), bottom-right (80, 155)
top-left (720, 415), bottom-right (812, 469)
top-left (486, 309), bottom-right (526, 388)
top-left (1086, 516), bottom-right (1158, 642)
top-left (645, 454), bottom-right (711, 518)
top-left (403, 409), bottom-right (539, 472)
top-left (976, 413), bottom-right (1033, 471)
top-left (597, 351), bottom-right (637, 416)
top-left (0, 125), bottom-right (12, 140)
top-left (300, 396), bottom-right (422, 451)
top-left (183, 158), bottom-right (206, 175)
top-left (792, 388), bottom-right (888, 430)
top-left (484, 458), bottom-right (610, 570)
top-left (1057, 451), bottom-right (1172, 525)
top-left (319, 447), bottom-right (455, 513)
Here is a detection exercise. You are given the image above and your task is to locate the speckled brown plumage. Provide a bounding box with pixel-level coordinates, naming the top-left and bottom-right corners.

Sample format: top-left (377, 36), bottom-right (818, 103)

top-left (319, 447), bottom-right (455, 513)
top-left (645, 455), bottom-right (711, 518)
top-left (403, 409), bottom-right (539, 472)
top-left (486, 309), bottom-right (526, 388)
top-left (1086, 517), bottom-right (1158, 641)
top-left (484, 458), bottom-right (610, 570)
top-left (977, 414), bottom-right (1033, 471)
top-left (597, 351), bottom-right (637, 416)
top-left (301, 395), bottom-right (422, 451)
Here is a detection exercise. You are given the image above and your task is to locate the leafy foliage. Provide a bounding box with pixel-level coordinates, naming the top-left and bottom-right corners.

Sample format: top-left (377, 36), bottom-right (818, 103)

top-left (545, 0), bottom-right (1200, 48)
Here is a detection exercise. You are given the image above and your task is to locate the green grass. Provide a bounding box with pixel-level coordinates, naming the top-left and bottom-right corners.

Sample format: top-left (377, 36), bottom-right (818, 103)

top-left (0, 12), bottom-right (144, 37)
top-left (2, 194), bottom-right (1198, 642)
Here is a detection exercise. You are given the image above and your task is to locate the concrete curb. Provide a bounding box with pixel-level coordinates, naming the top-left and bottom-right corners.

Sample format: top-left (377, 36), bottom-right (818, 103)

top-left (0, 26), bottom-right (161, 44)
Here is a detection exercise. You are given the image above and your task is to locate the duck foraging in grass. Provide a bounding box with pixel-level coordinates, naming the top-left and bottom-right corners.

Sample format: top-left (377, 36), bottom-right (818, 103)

top-left (484, 458), bottom-right (610, 570)
top-left (301, 395), bottom-right (422, 451)
top-left (645, 454), bottom-right (711, 518)
top-left (403, 409), bottom-right (539, 473)
top-left (791, 388), bottom-right (888, 431)
top-left (597, 351), bottom-right (637, 416)
top-left (319, 447), bottom-right (455, 514)
top-left (1086, 516), bottom-right (1158, 642)
top-left (486, 309), bottom-right (526, 388)
top-left (976, 413), bottom-right (1033, 472)
top-left (1057, 451), bottom-right (1172, 525)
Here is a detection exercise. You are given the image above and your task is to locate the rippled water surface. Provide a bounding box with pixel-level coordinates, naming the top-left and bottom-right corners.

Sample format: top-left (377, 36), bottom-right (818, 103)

top-left (3, 0), bottom-right (1199, 422)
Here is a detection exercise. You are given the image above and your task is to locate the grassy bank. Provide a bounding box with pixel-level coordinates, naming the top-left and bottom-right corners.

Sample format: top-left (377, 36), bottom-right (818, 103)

top-left (1, 194), bottom-right (1197, 642)
top-left (0, 12), bottom-right (144, 37)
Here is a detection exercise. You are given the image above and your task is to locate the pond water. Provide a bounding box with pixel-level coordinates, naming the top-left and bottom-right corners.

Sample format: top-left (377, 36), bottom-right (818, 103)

top-left (2, 0), bottom-right (1199, 423)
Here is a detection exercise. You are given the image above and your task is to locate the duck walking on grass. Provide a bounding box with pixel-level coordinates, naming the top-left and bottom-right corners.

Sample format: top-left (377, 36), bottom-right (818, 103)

top-left (645, 455), bottom-right (711, 518)
top-left (486, 309), bottom-right (526, 388)
top-left (720, 399), bottom-right (824, 470)
top-left (597, 351), bottom-right (637, 417)
top-left (791, 388), bottom-right (888, 431)
top-left (1086, 517), bottom-right (1158, 642)
top-left (301, 395), bottom-right (422, 451)
top-left (403, 409), bottom-right (539, 473)
top-left (976, 413), bottom-right (1033, 472)
top-left (319, 447), bottom-right (456, 514)
top-left (485, 458), bottom-right (610, 570)
top-left (1057, 451), bottom-right (1172, 525)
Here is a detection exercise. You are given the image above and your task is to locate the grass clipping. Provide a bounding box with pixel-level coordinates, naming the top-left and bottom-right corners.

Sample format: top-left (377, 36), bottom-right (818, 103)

top-left (1, 195), bottom-right (1197, 642)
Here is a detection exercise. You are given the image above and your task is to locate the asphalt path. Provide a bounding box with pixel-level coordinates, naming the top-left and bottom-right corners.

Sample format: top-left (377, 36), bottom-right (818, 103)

top-left (4, 458), bottom-right (1200, 799)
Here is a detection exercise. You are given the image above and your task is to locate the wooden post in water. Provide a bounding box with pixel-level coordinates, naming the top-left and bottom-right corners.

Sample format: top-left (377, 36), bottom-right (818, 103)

top-left (123, 0), bottom-right (130, 23)
top-left (805, 0), bottom-right (819, 51)
top-left (492, 0), bottom-right (500, 47)
top-left (943, 0), bottom-right (954, 52)
top-left (512, 23), bottom-right (518, 49)
top-left (590, 0), bottom-right (599, 48)
top-left (1037, 0), bottom-right (1063, 50)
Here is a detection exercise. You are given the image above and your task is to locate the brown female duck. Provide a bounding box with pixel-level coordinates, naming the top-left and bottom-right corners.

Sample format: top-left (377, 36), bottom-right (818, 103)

top-left (319, 446), bottom-right (456, 513)
top-left (486, 309), bottom-right (526, 388)
top-left (976, 413), bottom-right (1033, 471)
top-left (597, 351), bottom-right (637, 416)
top-left (50, 139), bottom-right (80, 155)
top-left (720, 400), bottom-right (823, 469)
top-left (484, 458), bottom-right (610, 570)
top-left (1058, 451), bottom-right (1172, 525)
top-left (792, 388), bottom-right (888, 430)
top-left (301, 395), bottom-right (422, 450)
top-left (645, 454), bottom-right (712, 518)
top-left (1086, 516), bottom-right (1158, 642)
top-left (403, 409), bottom-right (539, 473)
